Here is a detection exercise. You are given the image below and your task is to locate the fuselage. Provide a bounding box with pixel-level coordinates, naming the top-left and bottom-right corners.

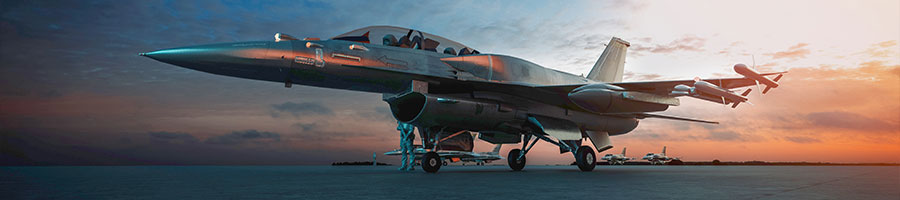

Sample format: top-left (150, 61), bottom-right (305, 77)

top-left (143, 38), bottom-right (641, 135)
top-left (642, 154), bottom-right (669, 161)
top-left (144, 39), bottom-right (592, 93)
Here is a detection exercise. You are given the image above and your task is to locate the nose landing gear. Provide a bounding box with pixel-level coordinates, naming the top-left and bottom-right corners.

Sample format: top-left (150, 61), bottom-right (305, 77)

top-left (422, 152), bottom-right (442, 173)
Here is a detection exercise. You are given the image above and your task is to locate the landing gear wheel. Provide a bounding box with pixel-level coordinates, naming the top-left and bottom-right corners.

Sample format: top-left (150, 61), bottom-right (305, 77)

top-left (422, 152), bottom-right (442, 173)
top-left (575, 146), bottom-right (596, 172)
top-left (442, 161), bottom-right (449, 166)
top-left (507, 149), bottom-right (526, 171)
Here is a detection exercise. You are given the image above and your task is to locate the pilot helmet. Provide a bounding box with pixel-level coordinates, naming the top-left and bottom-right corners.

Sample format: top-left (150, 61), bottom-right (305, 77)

top-left (383, 34), bottom-right (399, 46)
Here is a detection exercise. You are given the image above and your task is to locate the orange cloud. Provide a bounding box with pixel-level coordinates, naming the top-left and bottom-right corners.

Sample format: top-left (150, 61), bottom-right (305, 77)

top-left (860, 40), bottom-right (898, 58)
top-left (766, 43), bottom-right (811, 60)
top-left (630, 35), bottom-right (706, 55)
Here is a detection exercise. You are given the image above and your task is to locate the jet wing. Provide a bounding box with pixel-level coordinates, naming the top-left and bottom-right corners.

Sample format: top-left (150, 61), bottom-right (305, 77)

top-left (608, 72), bottom-right (787, 95)
top-left (342, 64), bottom-right (731, 124)
top-left (343, 64), bottom-right (579, 107)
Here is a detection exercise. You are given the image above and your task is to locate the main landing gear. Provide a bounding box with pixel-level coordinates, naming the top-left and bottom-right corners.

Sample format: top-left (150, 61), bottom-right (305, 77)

top-left (575, 145), bottom-right (596, 171)
top-left (507, 126), bottom-right (598, 172)
top-left (507, 149), bottom-right (526, 171)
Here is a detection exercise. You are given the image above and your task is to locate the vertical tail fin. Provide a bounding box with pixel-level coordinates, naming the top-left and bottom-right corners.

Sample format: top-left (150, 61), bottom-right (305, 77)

top-left (662, 146), bottom-right (667, 155)
top-left (491, 144), bottom-right (502, 154)
top-left (621, 147), bottom-right (627, 155)
top-left (731, 88), bottom-right (753, 108)
top-left (586, 37), bottom-right (630, 82)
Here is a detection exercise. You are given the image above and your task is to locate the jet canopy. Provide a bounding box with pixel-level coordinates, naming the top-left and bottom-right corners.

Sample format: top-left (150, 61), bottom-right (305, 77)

top-left (332, 26), bottom-right (480, 56)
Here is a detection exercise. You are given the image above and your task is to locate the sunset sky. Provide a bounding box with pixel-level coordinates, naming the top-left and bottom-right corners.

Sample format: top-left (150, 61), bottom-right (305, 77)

top-left (1, 0), bottom-right (898, 165)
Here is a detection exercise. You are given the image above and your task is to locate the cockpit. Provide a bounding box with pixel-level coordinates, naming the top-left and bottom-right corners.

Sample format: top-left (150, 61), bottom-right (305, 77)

top-left (332, 26), bottom-right (480, 56)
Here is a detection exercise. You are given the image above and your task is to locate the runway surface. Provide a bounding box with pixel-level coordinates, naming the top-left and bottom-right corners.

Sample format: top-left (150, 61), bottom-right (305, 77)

top-left (2, 165), bottom-right (898, 199)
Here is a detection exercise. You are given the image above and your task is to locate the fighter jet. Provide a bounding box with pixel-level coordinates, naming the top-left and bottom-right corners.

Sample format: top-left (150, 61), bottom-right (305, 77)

top-left (385, 143), bottom-right (503, 166)
top-left (141, 25), bottom-right (786, 173)
top-left (642, 146), bottom-right (678, 165)
top-left (601, 147), bottom-right (632, 165)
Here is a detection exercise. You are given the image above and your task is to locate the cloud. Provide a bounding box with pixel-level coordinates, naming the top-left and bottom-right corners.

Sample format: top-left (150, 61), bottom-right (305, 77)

top-left (875, 40), bottom-right (897, 48)
top-left (767, 43), bottom-right (810, 60)
top-left (623, 71), bottom-right (664, 81)
top-left (630, 35), bottom-right (706, 55)
top-left (705, 131), bottom-right (745, 141)
top-left (350, 106), bottom-right (395, 123)
top-left (148, 131), bottom-right (198, 143)
top-left (783, 136), bottom-right (822, 144)
top-left (270, 102), bottom-right (333, 118)
top-left (292, 122), bottom-right (321, 132)
top-left (860, 40), bottom-right (898, 58)
top-left (806, 111), bottom-right (898, 132)
top-left (204, 130), bottom-right (281, 145)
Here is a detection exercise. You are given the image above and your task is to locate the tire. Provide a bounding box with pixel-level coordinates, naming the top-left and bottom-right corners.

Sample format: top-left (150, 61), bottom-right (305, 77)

top-left (575, 146), bottom-right (596, 172)
top-left (442, 161), bottom-right (449, 166)
top-left (507, 149), bottom-right (526, 171)
top-left (422, 152), bottom-right (442, 173)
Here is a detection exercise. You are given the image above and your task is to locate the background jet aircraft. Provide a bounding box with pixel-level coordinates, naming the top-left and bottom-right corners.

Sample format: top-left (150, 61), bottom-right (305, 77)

top-left (385, 142), bottom-right (503, 166)
top-left (600, 147), bottom-right (632, 165)
top-left (642, 146), bottom-right (679, 165)
top-left (141, 25), bottom-right (785, 173)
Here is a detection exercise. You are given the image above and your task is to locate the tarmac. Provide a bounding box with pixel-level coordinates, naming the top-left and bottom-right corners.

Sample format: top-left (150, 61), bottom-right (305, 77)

top-left (2, 165), bottom-right (898, 199)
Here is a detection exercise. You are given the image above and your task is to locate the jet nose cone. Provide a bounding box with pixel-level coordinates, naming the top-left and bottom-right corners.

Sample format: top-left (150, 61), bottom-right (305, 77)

top-left (141, 42), bottom-right (272, 71)
top-left (140, 47), bottom-right (205, 65)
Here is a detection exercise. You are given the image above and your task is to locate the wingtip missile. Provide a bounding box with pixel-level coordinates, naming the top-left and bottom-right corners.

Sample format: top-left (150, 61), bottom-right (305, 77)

top-left (734, 64), bottom-right (781, 94)
top-left (693, 80), bottom-right (749, 104)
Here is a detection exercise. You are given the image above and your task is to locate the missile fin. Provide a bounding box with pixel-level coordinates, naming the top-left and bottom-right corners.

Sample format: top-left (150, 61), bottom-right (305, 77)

top-left (741, 88), bottom-right (752, 96)
top-left (755, 80), bottom-right (762, 95)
